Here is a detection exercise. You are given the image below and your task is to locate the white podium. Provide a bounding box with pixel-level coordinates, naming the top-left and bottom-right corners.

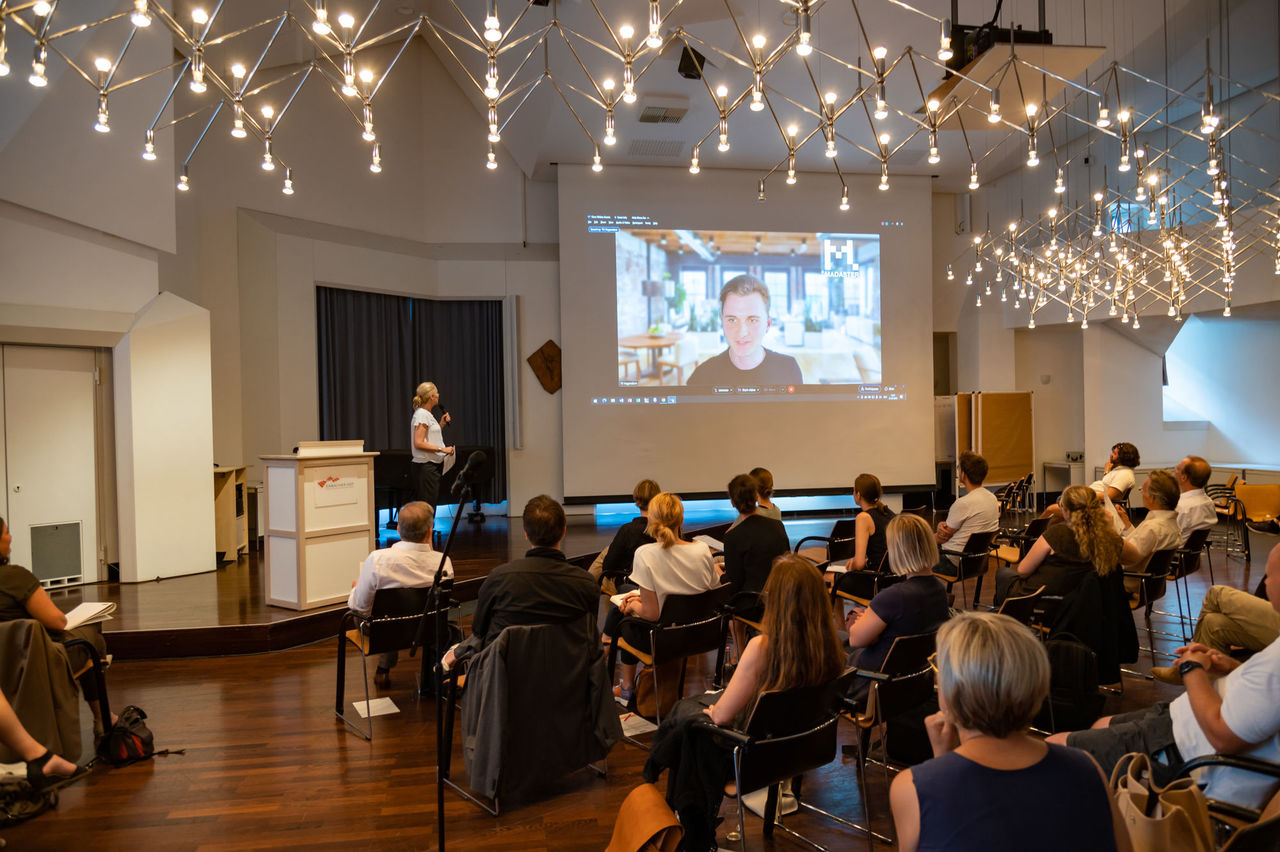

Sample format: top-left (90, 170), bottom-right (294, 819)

top-left (262, 441), bottom-right (378, 611)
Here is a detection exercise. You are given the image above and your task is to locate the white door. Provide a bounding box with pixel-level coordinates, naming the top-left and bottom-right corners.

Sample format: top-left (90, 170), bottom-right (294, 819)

top-left (1, 346), bottom-right (99, 584)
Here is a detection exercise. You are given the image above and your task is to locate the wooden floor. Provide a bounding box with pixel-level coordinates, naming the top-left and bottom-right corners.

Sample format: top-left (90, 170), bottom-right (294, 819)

top-left (3, 511), bottom-right (1257, 851)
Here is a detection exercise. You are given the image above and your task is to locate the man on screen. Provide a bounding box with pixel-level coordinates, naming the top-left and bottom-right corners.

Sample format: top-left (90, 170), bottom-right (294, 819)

top-left (686, 275), bottom-right (804, 386)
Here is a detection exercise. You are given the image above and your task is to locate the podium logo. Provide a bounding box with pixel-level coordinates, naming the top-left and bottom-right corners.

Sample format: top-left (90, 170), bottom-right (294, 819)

top-left (317, 476), bottom-right (353, 489)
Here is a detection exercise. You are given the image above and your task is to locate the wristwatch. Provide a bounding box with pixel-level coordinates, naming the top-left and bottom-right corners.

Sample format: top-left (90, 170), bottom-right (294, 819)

top-left (1178, 660), bottom-right (1206, 677)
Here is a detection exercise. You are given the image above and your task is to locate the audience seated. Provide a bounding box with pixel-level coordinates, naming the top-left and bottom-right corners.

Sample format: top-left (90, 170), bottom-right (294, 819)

top-left (1174, 455), bottom-right (1218, 544)
top-left (935, 452), bottom-right (1000, 571)
top-left (596, 479), bottom-right (661, 589)
top-left (603, 493), bottom-right (721, 704)
top-left (846, 514), bottom-right (949, 704)
top-left (0, 515), bottom-right (114, 737)
top-left (829, 473), bottom-right (896, 595)
top-left (1052, 540), bottom-right (1280, 810)
top-left (1042, 442), bottom-right (1141, 522)
top-left (442, 496), bottom-right (598, 670)
top-left (890, 612), bottom-right (1128, 852)
top-left (739, 467), bottom-right (781, 525)
top-left (347, 501), bottom-right (453, 689)
top-left (1148, 555), bottom-right (1280, 685)
top-left (1119, 470), bottom-right (1183, 592)
top-left (720, 473), bottom-right (790, 619)
top-left (994, 486), bottom-right (1123, 607)
top-left (642, 555), bottom-right (845, 852)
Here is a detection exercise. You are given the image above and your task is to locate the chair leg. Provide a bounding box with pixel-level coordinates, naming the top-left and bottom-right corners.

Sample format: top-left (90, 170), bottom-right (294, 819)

top-left (335, 630), bottom-right (346, 715)
top-left (733, 747), bottom-right (748, 852)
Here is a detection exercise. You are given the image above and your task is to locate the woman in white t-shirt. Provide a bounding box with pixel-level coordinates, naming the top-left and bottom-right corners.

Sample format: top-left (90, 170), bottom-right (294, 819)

top-left (608, 492), bottom-right (721, 704)
top-left (410, 382), bottom-right (454, 509)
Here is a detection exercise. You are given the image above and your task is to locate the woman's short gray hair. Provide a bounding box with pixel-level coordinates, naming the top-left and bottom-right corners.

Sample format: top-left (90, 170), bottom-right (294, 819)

top-left (936, 612), bottom-right (1050, 738)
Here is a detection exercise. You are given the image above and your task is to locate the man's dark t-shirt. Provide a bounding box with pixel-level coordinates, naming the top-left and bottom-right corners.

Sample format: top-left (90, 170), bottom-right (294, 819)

top-left (685, 349), bottom-right (804, 386)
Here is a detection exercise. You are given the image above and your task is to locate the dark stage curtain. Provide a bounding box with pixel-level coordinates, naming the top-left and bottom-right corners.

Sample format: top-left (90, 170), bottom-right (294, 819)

top-left (317, 286), bottom-right (414, 450)
top-left (316, 287), bottom-right (507, 502)
top-left (410, 298), bottom-right (507, 503)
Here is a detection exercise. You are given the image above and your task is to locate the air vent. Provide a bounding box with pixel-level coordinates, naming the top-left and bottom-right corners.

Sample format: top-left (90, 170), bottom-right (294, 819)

top-left (627, 139), bottom-right (685, 158)
top-left (638, 106), bottom-right (687, 124)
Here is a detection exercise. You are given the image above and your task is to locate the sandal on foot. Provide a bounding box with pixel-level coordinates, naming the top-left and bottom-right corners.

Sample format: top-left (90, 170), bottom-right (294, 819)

top-left (26, 750), bottom-right (82, 792)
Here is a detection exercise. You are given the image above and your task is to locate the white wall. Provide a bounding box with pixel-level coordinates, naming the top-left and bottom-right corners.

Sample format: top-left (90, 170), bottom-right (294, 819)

top-left (1014, 325), bottom-right (1085, 471)
top-left (113, 293), bottom-right (216, 581)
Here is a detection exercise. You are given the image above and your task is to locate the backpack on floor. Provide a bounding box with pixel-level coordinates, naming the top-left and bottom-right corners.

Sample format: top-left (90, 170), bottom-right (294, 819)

top-left (0, 781), bottom-right (57, 826)
top-left (97, 705), bottom-right (156, 767)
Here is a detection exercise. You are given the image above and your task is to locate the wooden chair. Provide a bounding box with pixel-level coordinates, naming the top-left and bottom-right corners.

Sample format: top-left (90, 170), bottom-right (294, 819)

top-left (795, 518), bottom-right (858, 570)
top-left (934, 530), bottom-right (999, 609)
top-left (334, 582), bottom-right (453, 740)
top-left (606, 584), bottom-right (734, 726)
top-left (843, 632), bottom-right (937, 842)
top-left (1235, 483), bottom-right (1280, 562)
top-left (657, 336), bottom-right (698, 384)
top-left (695, 669), bottom-right (890, 848)
top-left (618, 348), bottom-right (641, 381)
top-left (992, 516), bottom-right (1050, 567)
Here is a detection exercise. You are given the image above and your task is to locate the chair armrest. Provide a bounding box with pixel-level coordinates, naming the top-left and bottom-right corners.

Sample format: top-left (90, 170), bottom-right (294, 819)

top-left (691, 718), bottom-right (752, 747)
top-left (794, 535), bottom-right (832, 552)
top-left (848, 667), bottom-right (890, 682)
top-left (1177, 753), bottom-right (1280, 781)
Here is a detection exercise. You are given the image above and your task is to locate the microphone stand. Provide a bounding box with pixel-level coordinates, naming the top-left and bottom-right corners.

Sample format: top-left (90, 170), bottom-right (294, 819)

top-left (428, 474), bottom-right (471, 852)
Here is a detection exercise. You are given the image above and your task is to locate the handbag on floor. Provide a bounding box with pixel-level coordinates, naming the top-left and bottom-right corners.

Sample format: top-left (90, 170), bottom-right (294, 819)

top-left (606, 782), bottom-right (683, 852)
top-left (97, 705), bottom-right (156, 767)
top-left (1110, 751), bottom-right (1214, 852)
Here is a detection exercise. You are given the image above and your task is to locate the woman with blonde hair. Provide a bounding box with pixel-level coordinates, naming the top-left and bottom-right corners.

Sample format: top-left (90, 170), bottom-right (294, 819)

top-left (644, 555), bottom-right (845, 850)
top-left (606, 493), bottom-right (720, 704)
top-left (994, 485), bottom-right (1123, 606)
top-left (845, 513), bottom-right (949, 703)
top-left (410, 381), bottom-right (453, 509)
top-left (890, 612), bottom-right (1128, 852)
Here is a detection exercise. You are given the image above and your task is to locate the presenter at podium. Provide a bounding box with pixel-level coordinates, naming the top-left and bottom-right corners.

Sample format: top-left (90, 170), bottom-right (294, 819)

top-left (411, 381), bottom-right (454, 509)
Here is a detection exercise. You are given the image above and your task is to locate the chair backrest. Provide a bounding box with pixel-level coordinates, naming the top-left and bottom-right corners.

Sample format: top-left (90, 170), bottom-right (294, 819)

top-left (1173, 528), bottom-right (1213, 578)
top-left (650, 584), bottom-right (735, 664)
top-left (869, 632), bottom-right (937, 728)
top-left (734, 679), bottom-right (842, 794)
top-left (998, 586), bottom-right (1045, 625)
top-left (825, 518), bottom-right (860, 562)
top-left (675, 336), bottom-right (698, 363)
top-left (1236, 483), bottom-right (1280, 522)
top-left (961, 529), bottom-right (998, 555)
top-left (1021, 516), bottom-right (1051, 543)
top-left (364, 582), bottom-right (452, 656)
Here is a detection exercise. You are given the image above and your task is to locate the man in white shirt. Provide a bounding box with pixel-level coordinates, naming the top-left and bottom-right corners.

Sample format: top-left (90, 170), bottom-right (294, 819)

top-left (1175, 455), bottom-right (1218, 545)
top-left (348, 501), bottom-right (453, 688)
top-left (935, 451), bottom-right (1000, 568)
top-left (1055, 542), bottom-right (1280, 809)
top-left (1119, 470), bottom-right (1183, 576)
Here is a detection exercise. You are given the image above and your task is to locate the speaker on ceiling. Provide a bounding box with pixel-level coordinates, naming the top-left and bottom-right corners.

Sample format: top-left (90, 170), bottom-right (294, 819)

top-left (678, 45), bottom-right (706, 80)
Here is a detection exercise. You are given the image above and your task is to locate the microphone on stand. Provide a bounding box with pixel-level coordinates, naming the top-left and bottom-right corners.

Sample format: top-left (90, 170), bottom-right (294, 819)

top-left (451, 451), bottom-right (488, 495)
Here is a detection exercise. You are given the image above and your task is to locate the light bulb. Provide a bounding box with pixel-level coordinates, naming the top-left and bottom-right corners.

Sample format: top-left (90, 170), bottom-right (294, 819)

top-left (362, 104), bottom-right (375, 141)
top-left (796, 11), bottom-right (812, 56)
top-left (622, 63), bottom-right (636, 103)
top-left (342, 56), bottom-right (357, 96)
top-left (94, 95), bottom-right (110, 133)
top-left (946, 265), bottom-right (954, 281)
top-left (968, 163), bottom-right (979, 191)
top-left (32, 1), bottom-right (51, 15)
top-left (484, 0), bottom-right (501, 42)
top-left (752, 33), bottom-right (766, 50)
top-left (751, 88), bottom-right (763, 110)
top-left (132, 0), bottom-right (152, 27)
top-left (177, 166), bottom-right (190, 191)
top-left (827, 138), bottom-right (838, 158)
top-left (592, 148), bottom-right (603, 173)
top-left (1054, 168), bottom-right (1065, 194)
top-left (488, 108), bottom-right (500, 143)
top-left (1118, 154), bottom-right (1130, 172)
top-left (231, 104), bottom-right (247, 138)
top-left (604, 112), bottom-right (616, 146)
top-left (718, 133), bottom-right (729, 153)
top-left (0, 32), bottom-right (9, 78)
top-left (191, 7), bottom-right (209, 25)
top-left (927, 98), bottom-right (940, 113)
top-left (839, 187), bottom-right (849, 211)
top-left (757, 179), bottom-right (765, 202)
top-left (874, 97), bottom-right (888, 121)
top-left (688, 147), bottom-right (699, 174)
top-left (987, 88), bottom-right (1000, 123)
top-left (938, 21), bottom-right (953, 62)
top-left (878, 163), bottom-right (889, 191)
top-left (29, 42), bottom-right (47, 87)
top-left (485, 144), bottom-right (496, 171)
top-left (483, 80), bottom-right (499, 100)
top-left (261, 139), bottom-right (275, 171)
top-left (878, 131), bottom-right (891, 146)
top-left (370, 142), bottom-right (382, 173)
top-left (312, 0), bottom-right (330, 34)
top-left (619, 24), bottom-right (634, 40)
top-left (358, 68), bottom-right (374, 86)
top-left (141, 129), bottom-right (157, 160)
top-left (1206, 157), bottom-right (1219, 177)
top-left (786, 168), bottom-right (796, 185)
top-left (94, 56), bottom-right (112, 74)
top-left (646, 0), bottom-right (662, 48)
top-left (786, 153), bottom-right (796, 185)
top-left (1096, 104), bottom-right (1110, 128)
top-left (282, 168), bottom-right (294, 195)
top-left (1026, 141), bottom-right (1039, 167)
top-left (872, 45), bottom-right (887, 61)
top-left (1118, 107), bottom-right (1131, 123)
top-left (338, 12), bottom-right (355, 30)
top-left (927, 132), bottom-right (939, 164)
top-left (189, 49), bottom-right (208, 93)
top-left (231, 62), bottom-right (246, 80)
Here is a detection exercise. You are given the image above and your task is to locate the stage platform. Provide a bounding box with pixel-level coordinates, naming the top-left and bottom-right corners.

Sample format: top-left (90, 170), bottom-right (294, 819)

top-left (49, 511), bottom-right (837, 660)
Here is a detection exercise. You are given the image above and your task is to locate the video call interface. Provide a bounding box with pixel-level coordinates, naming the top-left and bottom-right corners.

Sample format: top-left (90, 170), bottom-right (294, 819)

top-left (592, 215), bottom-right (899, 401)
